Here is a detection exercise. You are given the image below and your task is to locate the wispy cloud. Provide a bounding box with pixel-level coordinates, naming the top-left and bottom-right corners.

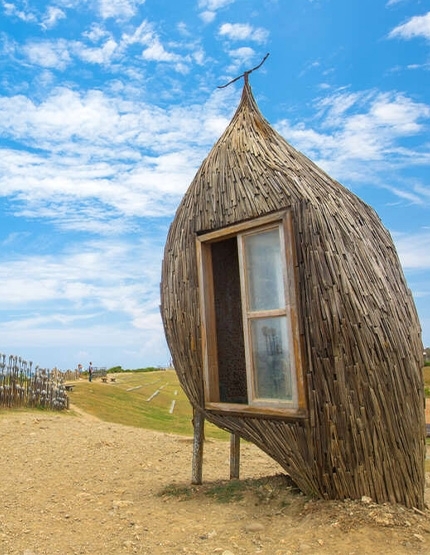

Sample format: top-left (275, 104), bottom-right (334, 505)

top-left (199, 0), bottom-right (236, 9)
top-left (2, 0), bottom-right (37, 22)
top-left (1, 0), bottom-right (429, 362)
top-left (198, 0), bottom-right (236, 23)
top-left (98, 0), bottom-right (146, 20)
top-left (0, 236), bottom-right (169, 366)
top-left (22, 39), bottom-right (72, 70)
top-left (394, 230), bottom-right (430, 269)
top-left (17, 19), bottom-right (190, 72)
top-left (389, 11), bottom-right (430, 40)
top-left (275, 89), bottom-right (430, 200)
top-left (76, 39), bottom-right (119, 65)
top-left (142, 38), bottom-right (185, 65)
top-left (120, 19), bottom-right (155, 47)
top-left (40, 6), bottom-right (66, 30)
top-left (225, 46), bottom-right (256, 73)
top-left (218, 22), bottom-right (269, 43)
top-left (0, 86), bottom-right (235, 230)
top-left (386, 0), bottom-right (406, 6)
top-left (200, 11), bottom-right (216, 24)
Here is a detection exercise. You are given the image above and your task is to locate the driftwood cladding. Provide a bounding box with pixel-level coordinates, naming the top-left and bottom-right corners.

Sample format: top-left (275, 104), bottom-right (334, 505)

top-left (160, 77), bottom-right (425, 508)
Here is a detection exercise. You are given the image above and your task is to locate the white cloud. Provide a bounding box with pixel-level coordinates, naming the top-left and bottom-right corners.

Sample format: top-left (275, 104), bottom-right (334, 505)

top-left (120, 19), bottom-right (154, 46)
top-left (0, 237), bottom-right (163, 311)
top-left (14, 18), bottom-right (195, 75)
top-left (83, 23), bottom-right (111, 43)
top-left (280, 89), bottom-right (429, 156)
top-left (0, 86), bottom-right (236, 228)
top-left (317, 90), bottom-right (429, 137)
top-left (225, 46), bottom-right (255, 73)
top-left (98, 0), bottom-right (145, 20)
top-left (142, 38), bottom-right (183, 63)
top-left (406, 61), bottom-right (430, 70)
top-left (76, 38), bottom-right (119, 65)
top-left (0, 236), bottom-right (170, 368)
top-left (394, 231), bottom-right (430, 269)
top-left (414, 183), bottom-right (430, 201)
top-left (275, 89), bottom-right (430, 201)
top-left (370, 93), bottom-right (428, 132)
top-left (198, 0), bottom-right (236, 23)
top-left (199, 0), bottom-right (235, 10)
top-left (177, 22), bottom-right (190, 37)
top-left (229, 46), bottom-right (255, 59)
top-left (192, 47), bottom-right (206, 65)
top-left (219, 22), bottom-right (269, 43)
top-left (22, 40), bottom-right (72, 70)
top-left (385, 185), bottom-right (425, 205)
top-left (389, 11), bottom-right (430, 40)
top-left (0, 88), bottom-right (120, 143)
top-left (3, 1), bottom-right (37, 22)
top-left (0, 86), bottom-right (225, 149)
top-left (118, 20), bottom-right (189, 70)
top-left (200, 10), bottom-right (216, 24)
top-left (315, 91), bottom-right (363, 122)
top-left (2, 84), bottom-right (426, 234)
top-left (41, 6), bottom-right (66, 29)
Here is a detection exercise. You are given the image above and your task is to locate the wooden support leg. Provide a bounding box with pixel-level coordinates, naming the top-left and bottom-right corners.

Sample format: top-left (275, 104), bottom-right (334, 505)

top-left (191, 409), bottom-right (204, 485)
top-left (230, 433), bottom-right (240, 479)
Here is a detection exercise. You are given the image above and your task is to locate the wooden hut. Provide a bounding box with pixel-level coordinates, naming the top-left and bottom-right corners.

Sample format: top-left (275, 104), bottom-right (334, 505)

top-left (160, 75), bottom-right (425, 509)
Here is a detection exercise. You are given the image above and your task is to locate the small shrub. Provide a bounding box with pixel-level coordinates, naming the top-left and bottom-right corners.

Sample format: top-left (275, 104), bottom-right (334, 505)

top-left (204, 480), bottom-right (247, 503)
top-left (158, 484), bottom-right (194, 500)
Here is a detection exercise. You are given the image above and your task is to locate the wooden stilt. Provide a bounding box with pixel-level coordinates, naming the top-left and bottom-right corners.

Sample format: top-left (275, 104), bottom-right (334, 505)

top-left (191, 409), bottom-right (204, 484)
top-left (230, 433), bottom-right (240, 479)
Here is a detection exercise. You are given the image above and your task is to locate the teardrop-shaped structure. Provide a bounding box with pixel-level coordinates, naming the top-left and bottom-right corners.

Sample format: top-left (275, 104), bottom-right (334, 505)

top-left (160, 80), bottom-right (425, 508)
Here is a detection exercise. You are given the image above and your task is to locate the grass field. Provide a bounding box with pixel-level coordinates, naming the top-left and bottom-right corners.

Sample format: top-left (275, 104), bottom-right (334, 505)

top-left (67, 370), bottom-right (229, 440)
top-left (424, 365), bottom-right (430, 389)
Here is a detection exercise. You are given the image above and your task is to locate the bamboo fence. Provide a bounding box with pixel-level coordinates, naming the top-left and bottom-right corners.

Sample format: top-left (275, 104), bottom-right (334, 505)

top-left (0, 352), bottom-right (69, 410)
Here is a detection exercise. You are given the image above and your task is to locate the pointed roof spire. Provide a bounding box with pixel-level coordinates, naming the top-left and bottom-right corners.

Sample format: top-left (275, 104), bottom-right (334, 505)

top-left (217, 52), bottom-right (270, 90)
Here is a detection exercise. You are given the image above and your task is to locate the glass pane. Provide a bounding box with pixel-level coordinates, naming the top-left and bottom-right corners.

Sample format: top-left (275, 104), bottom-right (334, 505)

top-left (250, 317), bottom-right (293, 401)
top-left (244, 228), bottom-right (284, 311)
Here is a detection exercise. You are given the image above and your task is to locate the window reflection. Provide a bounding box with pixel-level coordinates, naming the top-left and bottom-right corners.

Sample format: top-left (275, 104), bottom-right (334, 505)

top-left (243, 227), bottom-right (295, 403)
top-left (250, 317), bottom-right (293, 400)
top-left (244, 229), bottom-right (284, 311)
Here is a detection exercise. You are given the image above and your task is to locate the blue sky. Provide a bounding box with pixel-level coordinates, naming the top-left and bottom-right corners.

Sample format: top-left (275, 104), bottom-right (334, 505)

top-left (0, 0), bottom-right (429, 371)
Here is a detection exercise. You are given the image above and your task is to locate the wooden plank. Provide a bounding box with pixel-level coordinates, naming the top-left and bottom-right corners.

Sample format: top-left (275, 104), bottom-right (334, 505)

top-left (191, 410), bottom-right (205, 485)
top-left (230, 433), bottom-right (240, 479)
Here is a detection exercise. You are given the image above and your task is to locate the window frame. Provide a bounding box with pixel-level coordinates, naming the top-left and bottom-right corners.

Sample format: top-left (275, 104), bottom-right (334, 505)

top-left (196, 211), bottom-right (307, 418)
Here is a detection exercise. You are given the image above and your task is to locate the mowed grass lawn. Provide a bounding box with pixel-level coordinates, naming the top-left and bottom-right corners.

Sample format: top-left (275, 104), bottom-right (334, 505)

top-left (67, 370), bottom-right (228, 440)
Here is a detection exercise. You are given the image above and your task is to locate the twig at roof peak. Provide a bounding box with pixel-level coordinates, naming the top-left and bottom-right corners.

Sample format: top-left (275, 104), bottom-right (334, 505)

top-left (217, 53), bottom-right (270, 89)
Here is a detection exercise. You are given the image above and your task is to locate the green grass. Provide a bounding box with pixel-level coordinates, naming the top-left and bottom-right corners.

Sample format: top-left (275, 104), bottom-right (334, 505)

top-left (67, 370), bottom-right (228, 440)
top-left (158, 474), bottom-right (301, 505)
top-left (424, 365), bottom-right (430, 389)
top-left (158, 480), bottom-right (248, 503)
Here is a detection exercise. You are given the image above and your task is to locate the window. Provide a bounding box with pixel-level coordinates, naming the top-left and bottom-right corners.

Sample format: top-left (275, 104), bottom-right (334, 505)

top-left (197, 211), bottom-right (306, 417)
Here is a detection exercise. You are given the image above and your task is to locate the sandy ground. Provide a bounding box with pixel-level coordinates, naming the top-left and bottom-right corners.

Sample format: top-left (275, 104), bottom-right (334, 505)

top-left (1, 407), bottom-right (430, 555)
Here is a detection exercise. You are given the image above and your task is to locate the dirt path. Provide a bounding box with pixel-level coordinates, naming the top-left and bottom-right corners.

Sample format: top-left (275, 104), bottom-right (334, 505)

top-left (1, 408), bottom-right (430, 555)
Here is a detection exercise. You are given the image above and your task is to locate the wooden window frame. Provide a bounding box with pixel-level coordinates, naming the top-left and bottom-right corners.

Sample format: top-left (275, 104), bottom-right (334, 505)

top-left (196, 211), bottom-right (307, 418)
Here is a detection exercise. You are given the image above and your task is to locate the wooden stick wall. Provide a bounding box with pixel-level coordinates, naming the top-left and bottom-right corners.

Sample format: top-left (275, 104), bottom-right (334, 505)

top-left (161, 80), bottom-right (425, 509)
